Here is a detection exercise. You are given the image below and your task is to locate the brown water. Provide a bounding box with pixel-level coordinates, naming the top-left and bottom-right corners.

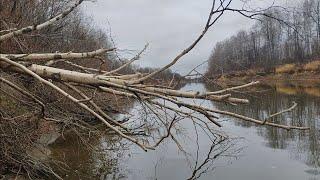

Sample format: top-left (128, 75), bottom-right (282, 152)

top-left (49, 82), bottom-right (320, 180)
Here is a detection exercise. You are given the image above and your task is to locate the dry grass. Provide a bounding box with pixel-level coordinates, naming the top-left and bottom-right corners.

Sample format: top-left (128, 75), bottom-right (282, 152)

top-left (276, 60), bottom-right (320, 74)
top-left (275, 64), bottom-right (296, 74)
top-left (305, 87), bottom-right (320, 97)
top-left (276, 86), bottom-right (299, 95)
top-left (303, 60), bottom-right (320, 72)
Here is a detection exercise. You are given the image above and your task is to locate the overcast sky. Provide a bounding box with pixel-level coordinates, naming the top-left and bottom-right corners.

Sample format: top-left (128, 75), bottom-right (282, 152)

top-left (83, 0), bottom-right (284, 75)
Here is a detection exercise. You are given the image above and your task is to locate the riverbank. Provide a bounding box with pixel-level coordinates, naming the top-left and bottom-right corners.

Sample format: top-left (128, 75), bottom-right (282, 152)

top-left (0, 74), bottom-right (187, 179)
top-left (217, 72), bottom-right (320, 85)
top-left (0, 79), bottom-right (133, 179)
top-left (212, 61), bottom-right (320, 86)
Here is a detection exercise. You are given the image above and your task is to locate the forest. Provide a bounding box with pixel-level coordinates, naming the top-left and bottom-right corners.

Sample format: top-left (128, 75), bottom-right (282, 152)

top-left (207, 0), bottom-right (320, 76)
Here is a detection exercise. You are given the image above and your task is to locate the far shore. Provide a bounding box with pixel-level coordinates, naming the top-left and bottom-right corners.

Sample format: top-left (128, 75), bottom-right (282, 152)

top-left (208, 60), bottom-right (320, 86)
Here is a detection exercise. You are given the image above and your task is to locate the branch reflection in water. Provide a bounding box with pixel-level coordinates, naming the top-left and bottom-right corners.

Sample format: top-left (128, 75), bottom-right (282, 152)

top-left (49, 81), bottom-right (320, 179)
top-left (119, 83), bottom-right (243, 180)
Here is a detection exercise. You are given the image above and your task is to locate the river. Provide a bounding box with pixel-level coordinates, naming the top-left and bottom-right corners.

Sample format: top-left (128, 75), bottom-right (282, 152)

top-left (49, 82), bottom-right (320, 180)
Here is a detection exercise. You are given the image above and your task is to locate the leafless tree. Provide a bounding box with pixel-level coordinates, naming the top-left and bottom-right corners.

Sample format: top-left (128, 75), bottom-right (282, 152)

top-left (0, 0), bottom-right (309, 178)
top-left (208, 0), bottom-right (320, 76)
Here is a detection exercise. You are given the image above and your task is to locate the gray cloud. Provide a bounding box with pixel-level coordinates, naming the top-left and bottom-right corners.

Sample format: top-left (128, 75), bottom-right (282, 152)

top-left (84, 0), bottom-right (281, 74)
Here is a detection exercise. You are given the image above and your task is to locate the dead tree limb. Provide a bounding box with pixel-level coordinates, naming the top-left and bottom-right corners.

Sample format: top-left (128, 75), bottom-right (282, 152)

top-left (1, 48), bottom-right (115, 61)
top-left (0, 77), bottom-right (45, 115)
top-left (263, 101), bottom-right (298, 124)
top-left (0, 0), bottom-right (310, 156)
top-left (64, 83), bottom-right (129, 131)
top-left (103, 44), bottom-right (148, 75)
top-left (0, 0), bottom-right (84, 42)
top-left (0, 56), bottom-right (151, 151)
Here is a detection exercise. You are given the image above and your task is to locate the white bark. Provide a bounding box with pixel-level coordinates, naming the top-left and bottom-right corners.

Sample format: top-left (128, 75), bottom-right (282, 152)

top-left (0, 56), bottom-right (151, 151)
top-left (0, 0), bottom-right (84, 42)
top-left (0, 61), bottom-right (249, 104)
top-left (1, 48), bottom-right (115, 61)
top-left (0, 0), bottom-right (310, 156)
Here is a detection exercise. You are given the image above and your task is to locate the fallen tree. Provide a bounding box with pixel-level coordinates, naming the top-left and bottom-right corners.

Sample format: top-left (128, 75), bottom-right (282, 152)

top-left (0, 0), bottom-right (310, 178)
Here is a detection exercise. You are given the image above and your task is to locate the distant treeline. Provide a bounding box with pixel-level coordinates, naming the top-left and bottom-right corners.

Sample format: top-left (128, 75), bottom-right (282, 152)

top-left (207, 0), bottom-right (320, 76)
top-left (0, 0), bottom-right (181, 81)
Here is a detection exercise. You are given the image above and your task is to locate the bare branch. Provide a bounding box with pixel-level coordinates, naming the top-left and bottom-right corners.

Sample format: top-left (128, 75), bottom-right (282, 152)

top-left (2, 48), bottom-right (115, 61)
top-left (0, 0), bottom-right (85, 42)
top-left (0, 77), bottom-right (45, 115)
top-left (263, 101), bottom-right (298, 124)
top-left (103, 43), bottom-right (148, 75)
top-left (0, 56), bottom-right (151, 151)
top-left (207, 81), bottom-right (260, 95)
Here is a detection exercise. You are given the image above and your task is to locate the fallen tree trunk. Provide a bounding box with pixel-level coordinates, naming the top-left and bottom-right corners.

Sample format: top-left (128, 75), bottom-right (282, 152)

top-left (1, 48), bottom-right (115, 61)
top-left (0, 62), bottom-right (250, 104)
top-left (0, 58), bottom-right (309, 131)
top-left (0, 0), bottom-right (309, 177)
top-left (0, 56), bottom-right (151, 151)
top-left (0, 0), bottom-right (310, 177)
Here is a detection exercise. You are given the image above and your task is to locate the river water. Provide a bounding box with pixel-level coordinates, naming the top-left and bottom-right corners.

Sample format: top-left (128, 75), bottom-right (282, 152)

top-left (50, 82), bottom-right (320, 180)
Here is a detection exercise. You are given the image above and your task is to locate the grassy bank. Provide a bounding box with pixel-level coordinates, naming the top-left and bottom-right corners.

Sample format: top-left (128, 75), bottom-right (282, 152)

top-left (213, 60), bottom-right (320, 85)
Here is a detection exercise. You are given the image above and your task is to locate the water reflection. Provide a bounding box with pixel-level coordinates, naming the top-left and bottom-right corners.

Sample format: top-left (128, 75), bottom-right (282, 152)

top-left (48, 97), bottom-right (137, 180)
top-left (49, 82), bottom-right (320, 180)
top-left (206, 81), bottom-right (320, 170)
top-left (120, 92), bottom-right (242, 180)
top-left (49, 132), bottom-right (128, 179)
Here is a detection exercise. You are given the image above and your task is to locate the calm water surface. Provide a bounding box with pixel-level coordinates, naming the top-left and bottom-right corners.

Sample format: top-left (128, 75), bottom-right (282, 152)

top-left (50, 82), bottom-right (320, 180)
